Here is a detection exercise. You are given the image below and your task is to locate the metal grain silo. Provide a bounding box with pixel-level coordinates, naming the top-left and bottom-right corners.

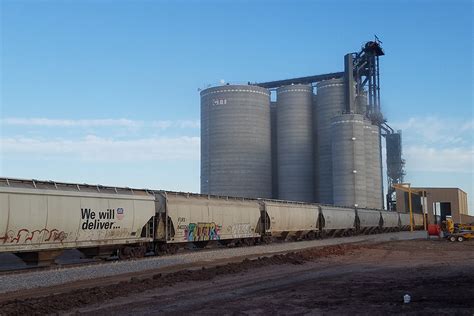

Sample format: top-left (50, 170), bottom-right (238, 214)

top-left (200, 85), bottom-right (272, 198)
top-left (312, 93), bottom-right (319, 201)
top-left (276, 84), bottom-right (314, 202)
top-left (371, 124), bottom-right (383, 209)
top-left (315, 78), bottom-right (345, 204)
top-left (363, 120), bottom-right (383, 209)
top-left (331, 114), bottom-right (367, 208)
top-left (363, 120), bottom-right (375, 208)
top-left (355, 92), bottom-right (368, 115)
top-left (271, 101), bottom-right (278, 199)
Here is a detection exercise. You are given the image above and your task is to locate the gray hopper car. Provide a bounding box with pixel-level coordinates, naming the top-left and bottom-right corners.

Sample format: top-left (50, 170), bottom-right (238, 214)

top-left (0, 178), bottom-right (424, 265)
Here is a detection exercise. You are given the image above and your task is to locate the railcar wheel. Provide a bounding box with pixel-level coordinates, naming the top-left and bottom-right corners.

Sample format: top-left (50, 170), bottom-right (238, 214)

top-left (118, 247), bottom-right (131, 260)
top-left (449, 236), bottom-right (457, 242)
top-left (218, 240), bottom-right (231, 247)
top-left (262, 235), bottom-right (272, 244)
top-left (168, 244), bottom-right (179, 254)
top-left (193, 241), bottom-right (209, 249)
top-left (154, 243), bottom-right (167, 256)
top-left (154, 243), bottom-right (178, 255)
top-left (119, 246), bottom-right (146, 260)
top-left (243, 238), bottom-right (255, 246)
top-left (457, 236), bottom-right (464, 242)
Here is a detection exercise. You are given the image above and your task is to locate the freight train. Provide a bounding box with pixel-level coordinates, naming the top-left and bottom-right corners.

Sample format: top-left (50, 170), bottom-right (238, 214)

top-left (0, 178), bottom-right (425, 265)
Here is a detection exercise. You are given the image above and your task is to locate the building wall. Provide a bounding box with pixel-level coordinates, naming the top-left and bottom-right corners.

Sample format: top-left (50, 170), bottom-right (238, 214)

top-left (458, 190), bottom-right (468, 215)
top-left (460, 214), bottom-right (474, 224)
top-left (395, 187), bottom-right (469, 224)
top-left (395, 189), bottom-right (422, 214)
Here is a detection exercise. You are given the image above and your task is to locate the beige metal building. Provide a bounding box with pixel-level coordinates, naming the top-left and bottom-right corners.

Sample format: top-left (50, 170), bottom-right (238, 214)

top-left (396, 187), bottom-right (473, 224)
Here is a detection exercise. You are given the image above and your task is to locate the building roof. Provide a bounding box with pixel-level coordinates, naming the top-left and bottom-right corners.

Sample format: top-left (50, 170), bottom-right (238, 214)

top-left (411, 187), bottom-right (467, 195)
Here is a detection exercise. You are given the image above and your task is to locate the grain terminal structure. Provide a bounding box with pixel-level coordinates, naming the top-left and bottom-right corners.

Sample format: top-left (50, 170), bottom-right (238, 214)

top-left (200, 39), bottom-right (404, 210)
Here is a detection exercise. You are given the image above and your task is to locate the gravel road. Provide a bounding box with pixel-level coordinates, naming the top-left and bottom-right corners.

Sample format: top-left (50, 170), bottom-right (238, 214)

top-left (0, 231), bottom-right (426, 294)
top-left (68, 239), bottom-right (474, 315)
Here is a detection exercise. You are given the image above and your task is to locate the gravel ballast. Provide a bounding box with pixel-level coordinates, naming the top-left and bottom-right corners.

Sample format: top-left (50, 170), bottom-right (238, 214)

top-left (0, 231), bottom-right (426, 294)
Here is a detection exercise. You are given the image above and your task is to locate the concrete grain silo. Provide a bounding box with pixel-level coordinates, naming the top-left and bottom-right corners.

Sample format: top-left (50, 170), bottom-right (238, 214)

top-left (270, 101), bottom-right (278, 199)
top-left (315, 78), bottom-right (345, 204)
top-left (331, 114), bottom-right (367, 208)
top-left (276, 84), bottom-right (314, 202)
top-left (200, 85), bottom-right (272, 198)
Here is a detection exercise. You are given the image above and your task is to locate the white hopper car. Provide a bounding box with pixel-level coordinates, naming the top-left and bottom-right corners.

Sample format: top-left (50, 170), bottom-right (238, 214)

top-left (0, 178), bottom-right (424, 265)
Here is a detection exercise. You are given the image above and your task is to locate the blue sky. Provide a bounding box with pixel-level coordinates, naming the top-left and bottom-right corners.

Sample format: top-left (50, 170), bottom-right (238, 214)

top-left (1, 0), bottom-right (473, 213)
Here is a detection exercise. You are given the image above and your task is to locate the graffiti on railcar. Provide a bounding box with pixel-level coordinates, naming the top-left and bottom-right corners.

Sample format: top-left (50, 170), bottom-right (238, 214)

top-left (182, 222), bottom-right (221, 241)
top-left (229, 223), bottom-right (252, 238)
top-left (0, 228), bottom-right (68, 244)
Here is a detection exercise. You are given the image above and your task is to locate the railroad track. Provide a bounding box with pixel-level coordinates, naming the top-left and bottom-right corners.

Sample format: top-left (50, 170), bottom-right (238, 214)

top-left (0, 258), bottom-right (105, 275)
top-left (0, 241), bottom-right (253, 275)
top-left (0, 231), bottom-right (427, 297)
top-left (0, 229), bottom-right (422, 277)
top-left (0, 233), bottom-right (343, 275)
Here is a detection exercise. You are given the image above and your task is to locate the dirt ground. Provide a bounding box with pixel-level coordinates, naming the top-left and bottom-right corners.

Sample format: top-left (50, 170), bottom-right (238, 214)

top-left (1, 239), bottom-right (473, 315)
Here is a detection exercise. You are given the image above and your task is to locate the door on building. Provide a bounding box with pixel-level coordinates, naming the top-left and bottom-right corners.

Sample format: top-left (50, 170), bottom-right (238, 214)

top-left (440, 202), bottom-right (452, 222)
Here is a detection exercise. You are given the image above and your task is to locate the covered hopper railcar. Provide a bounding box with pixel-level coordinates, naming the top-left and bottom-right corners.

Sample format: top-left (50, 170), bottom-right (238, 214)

top-left (153, 192), bottom-right (262, 252)
top-left (0, 178), bottom-right (423, 265)
top-left (380, 210), bottom-right (401, 232)
top-left (356, 209), bottom-right (383, 233)
top-left (262, 201), bottom-right (319, 240)
top-left (0, 178), bottom-right (155, 264)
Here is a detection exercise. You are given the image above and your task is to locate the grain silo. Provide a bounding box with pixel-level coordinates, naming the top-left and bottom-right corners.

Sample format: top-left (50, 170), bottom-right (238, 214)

top-left (363, 119), bottom-right (383, 209)
top-left (276, 84), bottom-right (314, 202)
top-left (270, 101), bottom-right (278, 199)
top-left (371, 124), bottom-right (383, 209)
top-left (331, 114), bottom-right (367, 207)
top-left (200, 85), bottom-right (272, 198)
top-left (355, 91), bottom-right (368, 115)
top-left (312, 92), bottom-right (319, 201)
top-left (315, 78), bottom-right (345, 204)
top-left (363, 120), bottom-right (376, 208)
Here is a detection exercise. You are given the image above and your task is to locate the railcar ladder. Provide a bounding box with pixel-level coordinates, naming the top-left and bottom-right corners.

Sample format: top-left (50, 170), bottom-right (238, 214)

top-left (147, 217), bottom-right (155, 239)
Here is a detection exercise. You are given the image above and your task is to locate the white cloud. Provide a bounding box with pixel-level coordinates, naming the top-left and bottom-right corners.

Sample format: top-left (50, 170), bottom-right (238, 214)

top-left (176, 120), bottom-right (200, 129)
top-left (389, 116), bottom-right (473, 174)
top-left (391, 116), bottom-right (473, 146)
top-left (152, 120), bottom-right (173, 130)
top-left (152, 120), bottom-right (200, 129)
top-left (2, 118), bottom-right (143, 129)
top-left (403, 145), bottom-right (474, 173)
top-left (461, 120), bottom-right (474, 131)
top-left (2, 118), bottom-right (200, 130)
top-left (1, 135), bottom-right (200, 161)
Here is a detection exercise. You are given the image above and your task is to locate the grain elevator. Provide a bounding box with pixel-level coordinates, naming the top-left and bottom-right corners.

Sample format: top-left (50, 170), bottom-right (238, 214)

top-left (200, 39), bottom-right (404, 210)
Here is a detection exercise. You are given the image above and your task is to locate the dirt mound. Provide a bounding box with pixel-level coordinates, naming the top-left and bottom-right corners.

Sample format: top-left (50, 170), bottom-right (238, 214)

top-left (0, 244), bottom-right (360, 315)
